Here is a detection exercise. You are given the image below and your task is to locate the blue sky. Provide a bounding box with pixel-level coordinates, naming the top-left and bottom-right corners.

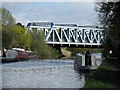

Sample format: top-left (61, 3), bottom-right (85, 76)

top-left (2, 2), bottom-right (98, 26)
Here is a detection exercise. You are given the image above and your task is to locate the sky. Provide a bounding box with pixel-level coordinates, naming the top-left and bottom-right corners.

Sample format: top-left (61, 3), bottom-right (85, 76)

top-left (2, 2), bottom-right (98, 26)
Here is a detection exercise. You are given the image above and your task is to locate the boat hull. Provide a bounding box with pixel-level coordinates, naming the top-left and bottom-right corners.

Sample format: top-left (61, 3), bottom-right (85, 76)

top-left (74, 62), bottom-right (97, 71)
top-left (2, 57), bottom-right (19, 63)
top-left (74, 53), bottom-right (101, 71)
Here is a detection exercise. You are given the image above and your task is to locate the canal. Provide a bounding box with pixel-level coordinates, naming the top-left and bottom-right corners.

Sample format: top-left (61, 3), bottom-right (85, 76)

top-left (2, 54), bottom-right (102, 88)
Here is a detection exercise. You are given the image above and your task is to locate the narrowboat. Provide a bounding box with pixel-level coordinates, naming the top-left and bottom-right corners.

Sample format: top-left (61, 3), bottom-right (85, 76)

top-left (1, 48), bottom-right (35, 63)
top-left (74, 53), bottom-right (102, 71)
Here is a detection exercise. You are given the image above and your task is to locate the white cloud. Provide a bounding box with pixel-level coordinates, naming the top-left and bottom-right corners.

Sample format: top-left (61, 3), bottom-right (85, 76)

top-left (13, 14), bottom-right (28, 26)
top-left (2, 2), bottom-right (97, 26)
top-left (2, 0), bottom-right (95, 2)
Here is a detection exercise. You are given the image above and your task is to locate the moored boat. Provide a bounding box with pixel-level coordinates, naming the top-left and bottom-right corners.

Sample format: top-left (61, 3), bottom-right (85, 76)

top-left (74, 53), bottom-right (102, 71)
top-left (1, 48), bottom-right (35, 63)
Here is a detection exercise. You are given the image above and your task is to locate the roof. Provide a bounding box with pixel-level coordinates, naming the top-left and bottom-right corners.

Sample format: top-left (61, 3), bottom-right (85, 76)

top-left (27, 22), bottom-right (54, 27)
top-left (55, 24), bottom-right (77, 27)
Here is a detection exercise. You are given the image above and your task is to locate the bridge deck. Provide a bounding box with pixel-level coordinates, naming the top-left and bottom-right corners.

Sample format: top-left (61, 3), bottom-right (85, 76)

top-left (47, 42), bottom-right (102, 48)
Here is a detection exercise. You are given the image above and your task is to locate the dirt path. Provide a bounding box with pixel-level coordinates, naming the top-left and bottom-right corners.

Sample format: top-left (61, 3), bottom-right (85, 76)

top-left (61, 48), bottom-right (72, 58)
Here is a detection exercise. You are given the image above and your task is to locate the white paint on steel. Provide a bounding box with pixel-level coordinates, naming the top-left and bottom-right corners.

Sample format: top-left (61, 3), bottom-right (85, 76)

top-left (27, 26), bottom-right (103, 46)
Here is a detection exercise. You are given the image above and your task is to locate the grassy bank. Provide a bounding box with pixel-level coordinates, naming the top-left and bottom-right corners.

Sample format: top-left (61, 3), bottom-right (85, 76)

top-left (84, 59), bottom-right (120, 88)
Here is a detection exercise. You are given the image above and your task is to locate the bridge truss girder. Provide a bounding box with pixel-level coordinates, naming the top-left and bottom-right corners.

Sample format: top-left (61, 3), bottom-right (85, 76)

top-left (27, 26), bottom-right (103, 47)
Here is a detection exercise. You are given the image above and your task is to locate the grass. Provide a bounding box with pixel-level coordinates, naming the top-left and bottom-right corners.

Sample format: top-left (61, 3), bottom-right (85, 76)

top-left (84, 59), bottom-right (120, 88)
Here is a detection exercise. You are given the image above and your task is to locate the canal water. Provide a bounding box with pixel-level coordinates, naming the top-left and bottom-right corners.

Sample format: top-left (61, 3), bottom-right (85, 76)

top-left (2, 59), bottom-right (86, 88)
top-left (2, 53), bottom-right (102, 88)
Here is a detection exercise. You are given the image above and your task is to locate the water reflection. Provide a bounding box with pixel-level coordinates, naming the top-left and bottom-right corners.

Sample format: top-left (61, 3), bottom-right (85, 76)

top-left (2, 59), bottom-right (89, 88)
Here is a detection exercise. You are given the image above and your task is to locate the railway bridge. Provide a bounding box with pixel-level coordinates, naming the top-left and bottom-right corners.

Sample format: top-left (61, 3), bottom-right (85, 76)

top-left (26, 22), bottom-right (103, 48)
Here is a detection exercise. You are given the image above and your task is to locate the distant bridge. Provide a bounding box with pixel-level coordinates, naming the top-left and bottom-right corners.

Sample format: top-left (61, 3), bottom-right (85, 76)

top-left (26, 22), bottom-right (103, 48)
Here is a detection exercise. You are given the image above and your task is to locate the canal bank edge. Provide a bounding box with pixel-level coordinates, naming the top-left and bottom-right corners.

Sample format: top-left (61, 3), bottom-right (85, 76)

top-left (83, 59), bottom-right (120, 88)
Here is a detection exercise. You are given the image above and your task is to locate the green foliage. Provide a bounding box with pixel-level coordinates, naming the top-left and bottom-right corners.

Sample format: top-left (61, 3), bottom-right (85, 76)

top-left (0, 7), bottom-right (15, 26)
top-left (2, 26), bottom-right (14, 48)
top-left (1, 7), bottom-right (15, 48)
top-left (66, 48), bottom-right (102, 56)
top-left (2, 25), bottom-right (32, 48)
top-left (0, 30), bottom-right (2, 49)
top-left (1, 7), bottom-right (60, 59)
top-left (11, 25), bottom-right (32, 47)
top-left (96, 2), bottom-right (120, 60)
top-left (2, 24), bottom-right (60, 59)
top-left (30, 31), bottom-right (59, 59)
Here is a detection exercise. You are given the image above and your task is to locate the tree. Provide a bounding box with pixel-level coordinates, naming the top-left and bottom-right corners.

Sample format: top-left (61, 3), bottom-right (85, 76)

top-left (1, 8), bottom-right (31, 48)
top-left (2, 26), bottom-right (14, 48)
top-left (95, 2), bottom-right (120, 60)
top-left (30, 30), bottom-right (59, 59)
top-left (1, 8), bottom-right (16, 48)
top-left (11, 25), bottom-right (32, 48)
top-left (0, 7), bottom-right (15, 26)
top-left (1, 8), bottom-right (60, 59)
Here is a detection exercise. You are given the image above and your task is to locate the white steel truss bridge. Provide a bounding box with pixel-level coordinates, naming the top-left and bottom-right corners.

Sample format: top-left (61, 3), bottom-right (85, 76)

top-left (27, 26), bottom-right (103, 48)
